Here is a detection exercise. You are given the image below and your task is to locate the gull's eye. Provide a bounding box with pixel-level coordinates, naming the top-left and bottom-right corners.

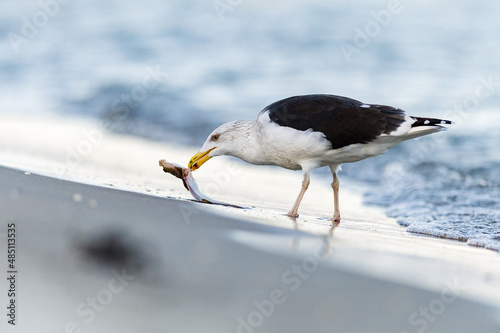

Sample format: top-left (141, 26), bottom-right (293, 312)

top-left (211, 134), bottom-right (220, 141)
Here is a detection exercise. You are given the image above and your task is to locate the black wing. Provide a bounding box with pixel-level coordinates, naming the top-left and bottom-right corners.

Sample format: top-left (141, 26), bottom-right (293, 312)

top-left (262, 94), bottom-right (407, 149)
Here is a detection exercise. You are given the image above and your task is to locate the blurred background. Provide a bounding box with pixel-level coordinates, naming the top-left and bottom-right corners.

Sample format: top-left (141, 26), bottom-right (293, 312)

top-left (1, 0), bottom-right (499, 248)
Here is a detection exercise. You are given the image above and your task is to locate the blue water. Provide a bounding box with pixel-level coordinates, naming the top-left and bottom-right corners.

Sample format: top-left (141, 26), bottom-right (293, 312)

top-left (1, 0), bottom-right (499, 250)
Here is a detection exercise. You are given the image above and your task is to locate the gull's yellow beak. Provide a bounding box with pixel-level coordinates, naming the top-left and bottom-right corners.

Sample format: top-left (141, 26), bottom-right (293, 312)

top-left (188, 147), bottom-right (216, 170)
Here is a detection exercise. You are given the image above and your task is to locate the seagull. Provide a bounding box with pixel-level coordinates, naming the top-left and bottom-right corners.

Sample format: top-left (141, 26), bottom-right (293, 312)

top-left (188, 94), bottom-right (452, 222)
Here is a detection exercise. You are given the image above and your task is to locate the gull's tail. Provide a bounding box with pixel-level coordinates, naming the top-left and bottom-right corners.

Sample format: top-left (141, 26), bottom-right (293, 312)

top-left (411, 117), bottom-right (453, 128)
top-left (401, 116), bottom-right (453, 140)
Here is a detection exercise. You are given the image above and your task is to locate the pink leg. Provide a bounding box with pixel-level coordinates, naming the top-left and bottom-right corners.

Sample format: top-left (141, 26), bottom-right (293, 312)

top-left (331, 171), bottom-right (341, 223)
top-left (286, 172), bottom-right (310, 218)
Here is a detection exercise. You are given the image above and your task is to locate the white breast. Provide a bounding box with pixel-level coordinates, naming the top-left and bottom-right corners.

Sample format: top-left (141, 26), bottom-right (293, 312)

top-left (250, 112), bottom-right (331, 170)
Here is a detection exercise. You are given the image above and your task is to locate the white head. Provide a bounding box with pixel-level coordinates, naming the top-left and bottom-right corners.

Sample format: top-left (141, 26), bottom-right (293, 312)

top-left (188, 120), bottom-right (253, 170)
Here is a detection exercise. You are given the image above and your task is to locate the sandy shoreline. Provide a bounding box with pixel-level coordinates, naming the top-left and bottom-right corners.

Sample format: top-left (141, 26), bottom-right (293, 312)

top-left (1, 166), bottom-right (500, 333)
top-left (1, 115), bottom-right (500, 332)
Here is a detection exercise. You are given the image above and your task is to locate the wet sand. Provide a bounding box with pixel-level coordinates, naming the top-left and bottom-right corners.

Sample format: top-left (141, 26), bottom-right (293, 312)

top-left (1, 115), bottom-right (500, 332)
